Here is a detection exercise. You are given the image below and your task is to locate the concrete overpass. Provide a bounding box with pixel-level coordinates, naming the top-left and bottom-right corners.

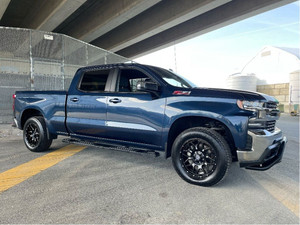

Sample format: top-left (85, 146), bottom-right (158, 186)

top-left (0, 0), bottom-right (295, 59)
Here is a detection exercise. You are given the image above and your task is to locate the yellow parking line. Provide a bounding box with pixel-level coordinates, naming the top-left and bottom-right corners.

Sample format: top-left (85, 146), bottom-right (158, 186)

top-left (264, 185), bottom-right (299, 217)
top-left (250, 173), bottom-right (299, 218)
top-left (0, 144), bottom-right (86, 193)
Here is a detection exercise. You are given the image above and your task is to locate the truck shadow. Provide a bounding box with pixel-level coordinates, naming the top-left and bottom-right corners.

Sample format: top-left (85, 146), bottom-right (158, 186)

top-left (69, 143), bottom-right (256, 188)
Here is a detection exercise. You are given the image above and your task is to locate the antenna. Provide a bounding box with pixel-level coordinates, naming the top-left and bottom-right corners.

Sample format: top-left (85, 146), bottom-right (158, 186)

top-left (174, 43), bottom-right (177, 73)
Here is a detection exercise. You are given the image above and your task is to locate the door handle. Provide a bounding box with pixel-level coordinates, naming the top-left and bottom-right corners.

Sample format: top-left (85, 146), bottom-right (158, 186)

top-left (109, 98), bottom-right (122, 104)
top-left (70, 97), bottom-right (79, 102)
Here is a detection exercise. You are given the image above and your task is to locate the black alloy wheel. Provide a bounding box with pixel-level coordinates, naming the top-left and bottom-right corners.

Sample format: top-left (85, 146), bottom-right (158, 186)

top-left (23, 116), bottom-right (52, 152)
top-left (180, 138), bottom-right (217, 180)
top-left (172, 127), bottom-right (231, 186)
top-left (25, 122), bottom-right (41, 148)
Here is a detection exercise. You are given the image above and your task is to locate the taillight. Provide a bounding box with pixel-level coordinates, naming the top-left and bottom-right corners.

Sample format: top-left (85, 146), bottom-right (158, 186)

top-left (12, 94), bottom-right (16, 111)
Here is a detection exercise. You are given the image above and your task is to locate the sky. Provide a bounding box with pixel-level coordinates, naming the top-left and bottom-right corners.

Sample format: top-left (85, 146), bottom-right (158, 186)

top-left (134, 1), bottom-right (300, 88)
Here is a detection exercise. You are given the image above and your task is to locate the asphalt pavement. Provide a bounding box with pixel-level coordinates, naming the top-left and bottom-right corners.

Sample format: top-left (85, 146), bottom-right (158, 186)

top-left (0, 114), bottom-right (298, 224)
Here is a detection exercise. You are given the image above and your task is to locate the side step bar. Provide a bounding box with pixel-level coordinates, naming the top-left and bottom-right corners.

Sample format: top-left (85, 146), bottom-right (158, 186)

top-left (62, 138), bottom-right (160, 157)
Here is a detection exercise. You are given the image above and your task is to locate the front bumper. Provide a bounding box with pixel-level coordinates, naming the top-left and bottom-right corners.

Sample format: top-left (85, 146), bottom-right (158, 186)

top-left (237, 127), bottom-right (287, 170)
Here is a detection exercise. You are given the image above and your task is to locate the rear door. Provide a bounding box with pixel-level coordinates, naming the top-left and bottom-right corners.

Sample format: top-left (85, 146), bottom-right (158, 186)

top-left (66, 68), bottom-right (114, 138)
top-left (106, 67), bottom-right (165, 149)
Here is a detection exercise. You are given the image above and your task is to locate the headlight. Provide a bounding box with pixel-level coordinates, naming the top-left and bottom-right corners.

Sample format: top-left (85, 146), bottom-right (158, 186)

top-left (237, 100), bottom-right (264, 111)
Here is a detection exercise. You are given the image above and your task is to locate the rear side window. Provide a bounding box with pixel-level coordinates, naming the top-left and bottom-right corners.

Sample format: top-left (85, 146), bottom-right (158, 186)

top-left (79, 70), bottom-right (110, 92)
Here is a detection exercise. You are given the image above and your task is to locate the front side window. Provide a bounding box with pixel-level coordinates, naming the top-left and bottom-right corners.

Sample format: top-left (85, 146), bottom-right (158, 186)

top-left (79, 70), bottom-right (110, 92)
top-left (117, 69), bottom-right (154, 92)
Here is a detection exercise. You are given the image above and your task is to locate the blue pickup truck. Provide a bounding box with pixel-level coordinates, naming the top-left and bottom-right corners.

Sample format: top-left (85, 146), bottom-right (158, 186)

top-left (13, 63), bottom-right (286, 186)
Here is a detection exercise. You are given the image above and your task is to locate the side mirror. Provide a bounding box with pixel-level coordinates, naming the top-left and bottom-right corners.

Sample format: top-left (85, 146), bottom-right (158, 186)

top-left (136, 81), bottom-right (159, 92)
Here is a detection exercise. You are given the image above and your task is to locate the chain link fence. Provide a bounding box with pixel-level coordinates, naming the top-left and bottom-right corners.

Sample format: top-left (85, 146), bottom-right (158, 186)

top-left (0, 27), bottom-right (131, 123)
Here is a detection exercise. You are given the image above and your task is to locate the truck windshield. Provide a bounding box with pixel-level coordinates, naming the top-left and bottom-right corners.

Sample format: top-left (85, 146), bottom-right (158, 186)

top-left (148, 66), bottom-right (196, 88)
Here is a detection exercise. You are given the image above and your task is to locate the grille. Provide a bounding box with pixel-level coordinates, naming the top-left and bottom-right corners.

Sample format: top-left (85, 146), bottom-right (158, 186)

top-left (249, 102), bottom-right (278, 133)
top-left (264, 102), bottom-right (278, 109)
top-left (266, 120), bottom-right (276, 132)
top-left (265, 101), bottom-right (278, 133)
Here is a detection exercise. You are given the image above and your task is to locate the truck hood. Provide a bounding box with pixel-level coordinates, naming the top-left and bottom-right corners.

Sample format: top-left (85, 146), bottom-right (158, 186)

top-left (190, 87), bottom-right (277, 102)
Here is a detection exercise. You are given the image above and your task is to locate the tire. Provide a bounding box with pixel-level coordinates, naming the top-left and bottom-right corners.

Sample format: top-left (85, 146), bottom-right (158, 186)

top-left (23, 116), bottom-right (53, 152)
top-left (172, 127), bottom-right (231, 186)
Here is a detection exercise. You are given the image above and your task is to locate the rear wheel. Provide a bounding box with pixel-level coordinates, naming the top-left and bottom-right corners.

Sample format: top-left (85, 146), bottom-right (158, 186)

top-left (23, 116), bottom-right (52, 152)
top-left (172, 127), bottom-right (231, 186)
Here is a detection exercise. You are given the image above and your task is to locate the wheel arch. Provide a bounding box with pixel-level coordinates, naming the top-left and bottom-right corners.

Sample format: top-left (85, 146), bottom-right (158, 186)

top-left (20, 108), bottom-right (44, 129)
top-left (165, 115), bottom-right (237, 160)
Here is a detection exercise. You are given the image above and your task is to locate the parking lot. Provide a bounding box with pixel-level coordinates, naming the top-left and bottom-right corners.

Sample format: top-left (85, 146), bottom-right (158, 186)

top-left (0, 115), bottom-right (298, 224)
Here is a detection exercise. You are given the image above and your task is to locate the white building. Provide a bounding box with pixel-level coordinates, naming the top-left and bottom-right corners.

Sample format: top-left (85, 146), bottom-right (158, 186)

top-left (241, 46), bottom-right (299, 85)
top-left (227, 46), bottom-right (300, 112)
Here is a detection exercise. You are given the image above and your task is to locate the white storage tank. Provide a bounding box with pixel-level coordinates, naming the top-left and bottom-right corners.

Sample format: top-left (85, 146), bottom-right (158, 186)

top-left (227, 73), bottom-right (257, 92)
top-left (289, 70), bottom-right (300, 105)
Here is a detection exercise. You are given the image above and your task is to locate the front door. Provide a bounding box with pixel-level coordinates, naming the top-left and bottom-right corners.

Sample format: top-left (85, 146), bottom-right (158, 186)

top-left (106, 68), bottom-right (165, 149)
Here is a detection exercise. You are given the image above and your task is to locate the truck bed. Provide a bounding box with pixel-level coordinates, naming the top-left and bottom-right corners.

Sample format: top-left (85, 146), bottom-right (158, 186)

top-left (14, 90), bottom-right (68, 135)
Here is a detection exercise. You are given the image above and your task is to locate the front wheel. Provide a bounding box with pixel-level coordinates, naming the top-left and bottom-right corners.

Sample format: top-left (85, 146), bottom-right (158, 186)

top-left (172, 127), bottom-right (231, 186)
top-left (23, 116), bottom-right (52, 152)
